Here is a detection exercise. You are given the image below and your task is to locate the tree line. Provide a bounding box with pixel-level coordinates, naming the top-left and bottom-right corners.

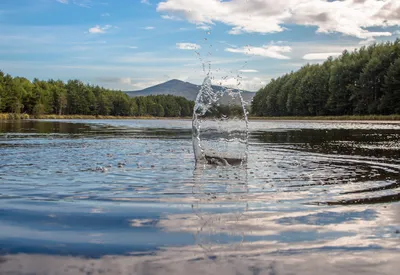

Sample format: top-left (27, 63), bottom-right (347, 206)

top-left (0, 72), bottom-right (194, 117)
top-left (251, 39), bottom-right (400, 116)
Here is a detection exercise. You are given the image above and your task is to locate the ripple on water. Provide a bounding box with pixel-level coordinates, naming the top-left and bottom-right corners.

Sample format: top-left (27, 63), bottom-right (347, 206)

top-left (0, 119), bottom-right (399, 265)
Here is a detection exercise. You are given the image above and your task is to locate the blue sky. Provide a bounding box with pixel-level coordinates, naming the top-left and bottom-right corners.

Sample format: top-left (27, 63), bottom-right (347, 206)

top-left (0, 0), bottom-right (399, 91)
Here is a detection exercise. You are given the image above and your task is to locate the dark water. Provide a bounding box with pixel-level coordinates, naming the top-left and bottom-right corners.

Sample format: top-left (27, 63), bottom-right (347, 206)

top-left (0, 119), bottom-right (399, 274)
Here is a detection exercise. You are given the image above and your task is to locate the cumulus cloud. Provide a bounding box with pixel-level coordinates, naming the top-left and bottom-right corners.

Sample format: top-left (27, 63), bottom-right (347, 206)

top-left (141, 0), bottom-right (151, 5)
top-left (359, 37), bottom-right (376, 45)
top-left (176, 42), bottom-right (201, 50)
top-left (96, 77), bottom-right (132, 85)
top-left (226, 45), bottom-right (291, 60)
top-left (214, 76), bottom-right (266, 92)
top-left (303, 52), bottom-right (342, 60)
top-left (88, 25), bottom-right (112, 34)
top-left (239, 69), bottom-right (259, 73)
top-left (157, 0), bottom-right (399, 40)
top-left (132, 80), bottom-right (164, 90)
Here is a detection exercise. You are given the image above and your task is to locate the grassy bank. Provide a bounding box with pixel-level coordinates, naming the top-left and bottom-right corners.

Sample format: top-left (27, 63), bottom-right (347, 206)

top-left (249, 115), bottom-right (400, 121)
top-left (1, 113), bottom-right (400, 121)
top-left (0, 113), bottom-right (31, 120)
top-left (0, 113), bottom-right (191, 120)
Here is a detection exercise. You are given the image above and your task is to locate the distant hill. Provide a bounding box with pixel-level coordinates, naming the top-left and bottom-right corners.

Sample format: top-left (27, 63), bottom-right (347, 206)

top-left (125, 79), bottom-right (255, 104)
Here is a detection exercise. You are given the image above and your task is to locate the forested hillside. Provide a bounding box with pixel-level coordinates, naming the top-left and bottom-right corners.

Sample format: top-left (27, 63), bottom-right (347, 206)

top-left (0, 72), bottom-right (194, 117)
top-left (251, 40), bottom-right (400, 117)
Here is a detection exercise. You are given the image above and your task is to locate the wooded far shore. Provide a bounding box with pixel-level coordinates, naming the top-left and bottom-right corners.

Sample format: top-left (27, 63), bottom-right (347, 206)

top-left (1, 113), bottom-right (400, 121)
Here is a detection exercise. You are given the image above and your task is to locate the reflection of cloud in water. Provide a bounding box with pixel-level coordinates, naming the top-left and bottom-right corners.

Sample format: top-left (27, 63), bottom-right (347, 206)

top-left (2, 247), bottom-right (399, 275)
top-left (1, 175), bottom-right (400, 273)
top-left (190, 164), bottom-right (249, 254)
top-left (2, 120), bottom-right (400, 274)
top-left (159, 203), bottom-right (400, 251)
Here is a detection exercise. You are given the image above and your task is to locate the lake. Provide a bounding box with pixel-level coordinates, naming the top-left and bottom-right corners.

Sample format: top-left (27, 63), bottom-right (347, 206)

top-left (0, 119), bottom-right (399, 275)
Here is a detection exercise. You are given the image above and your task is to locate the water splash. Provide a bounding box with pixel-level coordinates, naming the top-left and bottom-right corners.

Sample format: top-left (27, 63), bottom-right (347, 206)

top-left (192, 75), bottom-right (249, 166)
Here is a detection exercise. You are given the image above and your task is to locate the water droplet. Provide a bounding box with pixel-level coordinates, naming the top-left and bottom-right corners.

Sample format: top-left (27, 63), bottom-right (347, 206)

top-left (192, 76), bottom-right (249, 166)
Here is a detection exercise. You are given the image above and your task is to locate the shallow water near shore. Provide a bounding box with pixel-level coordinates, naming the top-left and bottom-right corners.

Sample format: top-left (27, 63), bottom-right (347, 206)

top-left (0, 119), bottom-right (399, 274)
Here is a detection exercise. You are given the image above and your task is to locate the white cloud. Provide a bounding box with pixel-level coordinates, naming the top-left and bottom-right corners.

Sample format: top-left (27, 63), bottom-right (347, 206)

top-left (161, 15), bottom-right (180, 20)
top-left (226, 45), bottom-right (292, 60)
top-left (176, 42), bottom-right (201, 50)
top-left (141, 0), bottom-right (151, 5)
top-left (303, 52), bottom-right (342, 60)
top-left (96, 77), bottom-right (132, 85)
top-left (56, 0), bottom-right (68, 3)
top-left (101, 13), bottom-right (110, 17)
top-left (132, 80), bottom-right (164, 90)
top-left (157, 0), bottom-right (400, 39)
top-left (119, 78), bottom-right (134, 85)
top-left (88, 25), bottom-right (112, 34)
top-left (239, 69), bottom-right (258, 73)
top-left (359, 37), bottom-right (376, 45)
top-left (95, 77), bottom-right (164, 90)
top-left (143, 26), bottom-right (155, 30)
top-left (214, 76), bottom-right (265, 92)
top-left (196, 24), bottom-right (211, 31)
top-left (129, 46), bottom-right (138, 49)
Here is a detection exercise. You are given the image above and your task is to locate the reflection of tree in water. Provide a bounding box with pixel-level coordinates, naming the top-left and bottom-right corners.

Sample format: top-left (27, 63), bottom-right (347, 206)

top-left (191, 164), bottom-right (249, 256)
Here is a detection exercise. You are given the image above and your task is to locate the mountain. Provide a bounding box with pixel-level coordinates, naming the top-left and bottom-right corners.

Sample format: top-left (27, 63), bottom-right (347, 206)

top-left (125, 79), bottom-right (256, 103)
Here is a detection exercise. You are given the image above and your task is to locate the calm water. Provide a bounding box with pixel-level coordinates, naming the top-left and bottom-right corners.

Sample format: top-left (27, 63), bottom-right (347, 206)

top-left (0, 119), bottom-right (399, 274)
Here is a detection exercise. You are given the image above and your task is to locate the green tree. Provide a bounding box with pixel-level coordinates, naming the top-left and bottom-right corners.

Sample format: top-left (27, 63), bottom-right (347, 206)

top-left (251, 40), bottom-right (400, 117)
top-left (356, 44), bottom-right (395, 114)
top-left (379, 58), bottom-right (400, 114)
top-left (0, 70), bottom-right (194, 118)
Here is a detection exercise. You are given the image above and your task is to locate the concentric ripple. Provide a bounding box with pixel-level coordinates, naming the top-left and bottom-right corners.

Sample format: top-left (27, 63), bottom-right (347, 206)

top-left (0, 119), bottom-right (399, 262)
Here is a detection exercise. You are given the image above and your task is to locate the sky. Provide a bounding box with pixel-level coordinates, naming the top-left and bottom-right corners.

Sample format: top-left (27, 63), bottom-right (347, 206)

top-left (0, 0), bottom-right (400, 92)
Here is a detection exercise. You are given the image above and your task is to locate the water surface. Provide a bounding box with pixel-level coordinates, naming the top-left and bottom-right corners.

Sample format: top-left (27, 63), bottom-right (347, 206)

top-left (0, 119), bottom-right (399, 274)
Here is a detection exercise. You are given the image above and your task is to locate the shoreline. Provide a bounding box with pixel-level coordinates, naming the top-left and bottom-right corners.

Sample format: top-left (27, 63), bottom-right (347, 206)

top-left (0, 114), bottom-right (192, 120)
top-left (248, 115), bottom-right (400, 121)
top-left (1, 113), bottom-right (400, 122)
